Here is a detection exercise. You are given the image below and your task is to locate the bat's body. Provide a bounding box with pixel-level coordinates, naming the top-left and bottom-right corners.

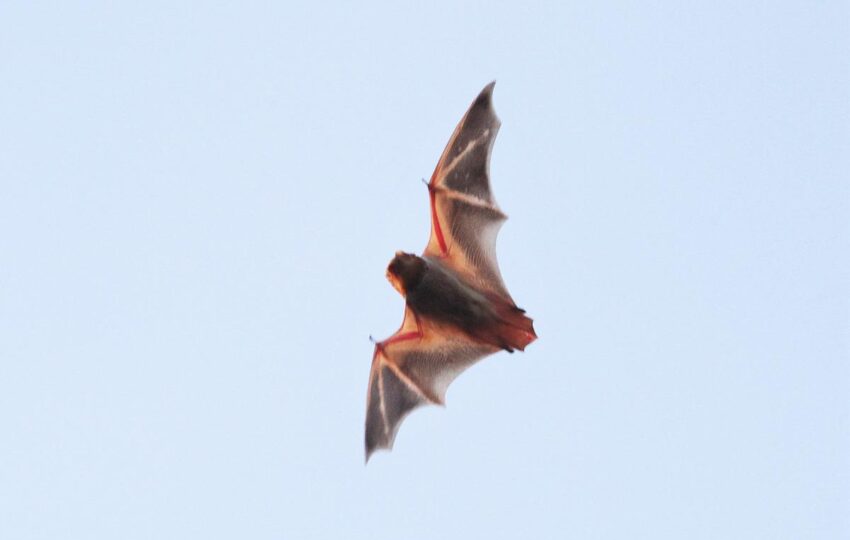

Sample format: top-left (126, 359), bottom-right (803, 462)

top-left (365, 83), bottom-right (536, 461)
top-left (389, 252), bottom-right (534, 353)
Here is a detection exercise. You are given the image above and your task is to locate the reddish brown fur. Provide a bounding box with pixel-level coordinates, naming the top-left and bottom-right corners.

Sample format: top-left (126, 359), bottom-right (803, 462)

top-left (482, 294), bottom-right (537, 352)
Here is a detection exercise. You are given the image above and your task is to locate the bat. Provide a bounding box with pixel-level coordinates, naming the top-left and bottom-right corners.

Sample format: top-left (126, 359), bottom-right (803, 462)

top-left (365, 82), bottom-right (537, 461)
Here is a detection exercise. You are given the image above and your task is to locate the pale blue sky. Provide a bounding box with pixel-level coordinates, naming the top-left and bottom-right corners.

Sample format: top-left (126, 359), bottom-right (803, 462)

top-left (1, 2), bottom-right (848, 539)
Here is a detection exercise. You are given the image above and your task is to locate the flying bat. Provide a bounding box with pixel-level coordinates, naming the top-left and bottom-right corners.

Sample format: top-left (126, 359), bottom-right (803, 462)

top-left (365, 82), bottom-right (537, 461)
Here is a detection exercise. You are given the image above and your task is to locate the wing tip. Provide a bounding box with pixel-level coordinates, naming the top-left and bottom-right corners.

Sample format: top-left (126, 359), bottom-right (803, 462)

top-left (477, 81), bottom-right (496, 104)
top-left (365, 417), bottom-right (397, 464)
top-left (365, 442), bottom-right (390, 464)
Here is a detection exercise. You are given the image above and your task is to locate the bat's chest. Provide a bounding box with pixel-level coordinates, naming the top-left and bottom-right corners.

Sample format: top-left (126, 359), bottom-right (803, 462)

top-left (406, 271), bottom-right (494, 334)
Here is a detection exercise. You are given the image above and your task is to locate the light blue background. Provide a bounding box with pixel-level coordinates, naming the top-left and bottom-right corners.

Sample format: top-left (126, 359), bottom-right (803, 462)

top-left (1, 2), bottom-right (847, 539)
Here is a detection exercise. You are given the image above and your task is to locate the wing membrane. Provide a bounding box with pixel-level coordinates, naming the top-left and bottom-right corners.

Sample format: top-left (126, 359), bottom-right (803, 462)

top-left (364, 308), bottom-right (495, 461)
top-left (423, 82), bottom-right (512, 300)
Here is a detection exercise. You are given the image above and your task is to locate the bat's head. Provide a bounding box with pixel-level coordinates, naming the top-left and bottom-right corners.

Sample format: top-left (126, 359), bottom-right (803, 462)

top-left (386, 251), bottom-right (426, 296)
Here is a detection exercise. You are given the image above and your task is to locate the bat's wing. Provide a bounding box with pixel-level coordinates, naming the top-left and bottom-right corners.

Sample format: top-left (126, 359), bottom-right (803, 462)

top-left (365, 307), bottom-right (495, 461)
top-left (423, 82), bottom-right (513, 301)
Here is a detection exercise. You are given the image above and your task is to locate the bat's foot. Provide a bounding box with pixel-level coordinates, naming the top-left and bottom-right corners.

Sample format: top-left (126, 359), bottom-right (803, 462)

top-left (493, 307), bottom-right (537, 352)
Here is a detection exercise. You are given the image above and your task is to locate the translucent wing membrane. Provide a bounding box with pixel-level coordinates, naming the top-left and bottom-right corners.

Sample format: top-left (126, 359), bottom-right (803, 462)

top-left (424, 82), bottom-right (513, 301)
top-left (364, 309), bottom-right (495, 461)
top-left (365, 83), bottom-right (535, 461)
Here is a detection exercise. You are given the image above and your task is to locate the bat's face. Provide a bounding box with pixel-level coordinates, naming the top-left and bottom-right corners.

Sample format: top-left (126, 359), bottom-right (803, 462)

top-left (386, 251), bottom-right (425, 296)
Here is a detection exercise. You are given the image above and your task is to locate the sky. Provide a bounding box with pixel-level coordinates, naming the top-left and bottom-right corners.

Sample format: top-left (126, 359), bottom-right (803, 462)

top-left (1, 1), bottom-right (848, 539)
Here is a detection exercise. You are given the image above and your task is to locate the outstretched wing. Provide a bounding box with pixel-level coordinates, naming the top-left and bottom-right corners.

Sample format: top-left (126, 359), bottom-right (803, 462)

top-left (365, 307), bottom-right (496, 461)
top-left (423, 82), bottom-right (512, 300)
